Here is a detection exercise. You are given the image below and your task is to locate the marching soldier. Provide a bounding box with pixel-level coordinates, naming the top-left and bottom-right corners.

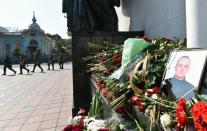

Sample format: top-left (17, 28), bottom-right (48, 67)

top-left (48, 54), bottom-right (55, 70)
top-left (2, 56), bottom-right (16, 75)
top-left (19, 54), bottom-right (30, 74)
top-left (59, 54), bottom-right (64, 69)
top-left (31, 48), bottom-right (44, 73)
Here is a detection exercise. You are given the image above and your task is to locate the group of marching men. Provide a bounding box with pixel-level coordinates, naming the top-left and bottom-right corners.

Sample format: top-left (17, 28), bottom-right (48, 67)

top-left (2, 48), bottom-right (64, 75)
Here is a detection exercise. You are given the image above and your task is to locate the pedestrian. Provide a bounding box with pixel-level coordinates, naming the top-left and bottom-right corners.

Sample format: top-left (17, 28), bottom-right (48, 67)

top-left (31, 48), bottom-right (44, 73)
top-left (19, 54), bottom-right (30, 74)
top-left (48, 54), bottom-right (55, 70)
top-left (59, 54), bottom-right (64, 69)
top-left (2, 56), bottom-right (16, 75)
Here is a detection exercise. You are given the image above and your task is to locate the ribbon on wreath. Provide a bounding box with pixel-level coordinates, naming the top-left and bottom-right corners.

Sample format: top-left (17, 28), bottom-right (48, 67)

top-left (129, 53), bottom-right (153, 94)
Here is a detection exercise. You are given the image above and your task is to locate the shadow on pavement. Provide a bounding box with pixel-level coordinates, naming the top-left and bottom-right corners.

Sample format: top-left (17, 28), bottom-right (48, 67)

top-left (5, 74), bottom-right (16, 76)
top-left (24, 74), bottom-right (33, 75)
top-left (52, 69), bottom-right (60, 71)
top-left (61, 68), bottom-right (72, 70)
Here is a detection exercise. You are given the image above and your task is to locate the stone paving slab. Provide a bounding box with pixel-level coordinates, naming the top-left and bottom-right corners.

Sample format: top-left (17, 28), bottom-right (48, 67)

top-left (0, 63), bottom-right (73, 131)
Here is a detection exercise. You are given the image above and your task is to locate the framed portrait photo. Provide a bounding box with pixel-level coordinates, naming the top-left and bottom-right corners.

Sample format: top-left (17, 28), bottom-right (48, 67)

top-left (162, 49), bottom-right (207, 100)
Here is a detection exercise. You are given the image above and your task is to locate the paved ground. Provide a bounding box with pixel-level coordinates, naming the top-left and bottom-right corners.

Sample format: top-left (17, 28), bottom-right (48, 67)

top-left (0, 62), bottom-right (73, 131)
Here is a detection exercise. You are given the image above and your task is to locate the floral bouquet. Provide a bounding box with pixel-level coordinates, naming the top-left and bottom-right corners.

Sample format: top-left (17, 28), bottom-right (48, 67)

top-left (83, 37), bottom-right (207, 130)
top-left (82, 41), bottom-right (122, 75)
top-left (63, 108), bottom-right (111, 131)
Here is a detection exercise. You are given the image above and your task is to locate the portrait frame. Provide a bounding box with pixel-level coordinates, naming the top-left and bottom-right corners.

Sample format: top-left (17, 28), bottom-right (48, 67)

top-left (161, 48), bottom-right (207, 100)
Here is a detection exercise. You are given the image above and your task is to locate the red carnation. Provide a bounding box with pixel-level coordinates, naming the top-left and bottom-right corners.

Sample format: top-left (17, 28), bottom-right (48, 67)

top-left (97, 128), bottom-right (110, 131)
top-left (112, 54), bottom-right (121, 65)
top-left (96, 80), bottom-right (103, 89)
top-left (135, 100), bottom-right (146, 112)
top-left (107, 68), bottom-right (113, 74)
top-left (101, 88), bottom-right (109, 96)
top-left (146, 87), bottom-right (160, 93)
top-left (99, 56), bottom-right (105, 64)
top-left (161, 37), bottom-right (173, 43)
top-left (63, 124), bottom-right (73, 131)
top-left (136, 35), bottom-right (152, 43)
top-left (130, 95), bottom-right (140, 103)
top-left (115, 107), bottom-right (125, 113)
top-left (72, 125), bottom-right (82, 131)
top-left (191, 101), bottom-right (207, 131)
top-left (176, 98), bottom-right (187, 129)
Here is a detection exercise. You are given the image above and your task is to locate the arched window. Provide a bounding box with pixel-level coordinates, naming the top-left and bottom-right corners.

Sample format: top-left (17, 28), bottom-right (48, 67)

top-left (29, 40), bottom-right (38, 47)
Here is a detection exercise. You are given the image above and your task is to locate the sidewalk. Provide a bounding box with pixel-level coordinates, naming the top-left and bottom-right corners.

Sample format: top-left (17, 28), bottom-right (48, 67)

top-left (0, 63), bottom-right (73, 131)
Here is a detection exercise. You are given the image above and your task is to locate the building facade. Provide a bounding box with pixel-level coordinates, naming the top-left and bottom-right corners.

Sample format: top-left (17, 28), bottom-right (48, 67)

top-left (0, 13), bottom-right (53, 64)
top-left (115, 0), bottom-right (186, 39)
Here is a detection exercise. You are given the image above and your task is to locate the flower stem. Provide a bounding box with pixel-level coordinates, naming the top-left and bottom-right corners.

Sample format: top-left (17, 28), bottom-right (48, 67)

top-left (123, 107), bottom-right (144, 131)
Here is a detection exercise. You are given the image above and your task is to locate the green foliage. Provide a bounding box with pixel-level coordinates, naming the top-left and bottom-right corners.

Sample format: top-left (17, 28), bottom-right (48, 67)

top-left (36, 48), bottom-right (41, 56)
top-left (88, 90), bottom-right (102, 118)
top-left (46, 33), bottom-right (72, 55)
top-left (12, 43), bottom-right (21, 57)
top-left (196, 94), bottom-right (207, 102)
top-left (141, 38), bottom-right (186, 88)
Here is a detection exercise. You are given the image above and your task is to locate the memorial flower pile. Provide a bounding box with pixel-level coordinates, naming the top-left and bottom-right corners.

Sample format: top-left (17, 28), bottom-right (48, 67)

top-left (63, 115), bottom-right (110, 131)
top-left (63, 109), bottom-right (111, 131)
top-left (83, 41), bottom-right (122, 75)
top-left (81, 37), bottom-right (207, 130)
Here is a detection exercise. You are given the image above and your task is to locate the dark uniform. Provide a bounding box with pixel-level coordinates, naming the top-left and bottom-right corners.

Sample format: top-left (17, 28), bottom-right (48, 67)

top-left (2, 56), bottom-right (16, 75)
top-left (31, 50), bottom-right (43, 73)
top-left (59, 54), bottom-right (64, 69)
top-left (19, 55), bottom-right (30, 74)
top-left (48, 55), bottom-right (55, 70)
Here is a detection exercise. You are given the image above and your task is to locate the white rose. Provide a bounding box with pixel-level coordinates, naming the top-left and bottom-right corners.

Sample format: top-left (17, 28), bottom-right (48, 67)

top-left (160, 114), bottom-right (172, 127)
top-left (151, 94), bottom-right (158, 99)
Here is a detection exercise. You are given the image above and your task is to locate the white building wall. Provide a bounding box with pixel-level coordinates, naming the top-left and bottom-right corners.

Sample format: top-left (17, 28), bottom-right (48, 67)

top-left (116, 0), bottom-right (186, 39)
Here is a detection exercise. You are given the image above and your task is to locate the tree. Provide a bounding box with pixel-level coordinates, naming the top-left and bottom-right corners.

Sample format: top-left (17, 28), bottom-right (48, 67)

top-left (46, 33), bottom-right (72, 55)
top-left (12, 43), bottom-right (21, 57)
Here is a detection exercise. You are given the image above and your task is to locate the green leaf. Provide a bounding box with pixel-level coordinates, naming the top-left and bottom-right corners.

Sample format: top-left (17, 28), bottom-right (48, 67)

top-left (197, 94), bottom-right (207, 102)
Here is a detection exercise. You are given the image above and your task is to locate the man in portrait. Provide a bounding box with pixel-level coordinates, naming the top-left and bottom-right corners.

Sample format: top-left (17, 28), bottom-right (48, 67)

top-left (168, 56), bottom-right (195, 100)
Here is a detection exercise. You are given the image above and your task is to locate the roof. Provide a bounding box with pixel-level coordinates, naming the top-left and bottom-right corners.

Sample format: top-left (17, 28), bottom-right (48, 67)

top-left (0, 26), bottom-right (9, 32)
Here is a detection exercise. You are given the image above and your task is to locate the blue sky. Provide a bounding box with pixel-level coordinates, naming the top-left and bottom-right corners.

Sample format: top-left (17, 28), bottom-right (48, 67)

top-left (0, 0), bottom-right (68, 38)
